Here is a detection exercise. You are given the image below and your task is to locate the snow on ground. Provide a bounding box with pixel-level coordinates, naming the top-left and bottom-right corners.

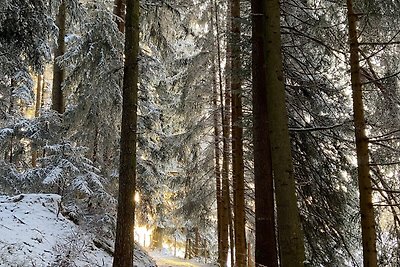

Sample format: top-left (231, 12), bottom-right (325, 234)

top-left (149, 249), bottom-right (215, 267)
top-left (0, 193), bottom-right (156, 267)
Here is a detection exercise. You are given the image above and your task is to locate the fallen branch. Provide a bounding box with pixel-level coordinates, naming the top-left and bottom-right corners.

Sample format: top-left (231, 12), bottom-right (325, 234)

top-left (0, 224), bottom-right (12, 230)
top-left (11, 195), bottom-right (24, 203)
top-left (13, 215), bottom-right (26, 225)
top-left (93, 239), bottom-right (114, 256)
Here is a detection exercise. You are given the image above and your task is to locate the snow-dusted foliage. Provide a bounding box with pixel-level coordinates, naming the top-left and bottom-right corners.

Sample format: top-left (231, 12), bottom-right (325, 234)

top-left (138, 0), bottom-right (218, 255)
top-left (0, 0), bottom-right (55, 116)
top-left (0, 0), bottom-right (216, 263)
top-left (0, 0), bottom-right (54, 73)
top-left (0, 112), bottom-right (59, 193)
top-left (0, 160), bottom-right (22, 194)
top-left (277, 2), bottom-right (360, 263)
top-left (61, 1), bottom-right (123, 174)
top-left (0, 111), bottom-right (112, 205)
top-left (37, 142), bottom-right (111, 201)
top-left (0, 0), bottom-right (54, 194)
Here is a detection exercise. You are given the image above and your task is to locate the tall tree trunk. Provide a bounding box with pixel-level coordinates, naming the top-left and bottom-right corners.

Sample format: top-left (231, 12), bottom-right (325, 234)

top-left (188, 238), bottom-right (193, 259)
top-left (8, 134), bottom-right (13, 163)
top-left (35, 75), bottom-right (43, 117)
top-left (41, 73), bottom-right (47, 158)
top-left (251, 0), bottom-right (278, 266)
top-left (185, 234), bottom-right (190, 259)
top-left (41, 76), bottom-right (46, 110)
top-left (228, 211), bottom-right (235, 267)
top-left (51, 0), bottom-right (66, 113)
top-left (51, 0), bottom-right (66, 196)
top-left (112, 0), bottom-right (139, 266)
top-left (213, 1), bottom-right (229, 266)
top-left (194, 227), bottom-right (200, 257)
top-left (185, 233), bottom-right (194, 260)
top-left (213, 43), bottom-right (224, 267)
top-left (210, 3), bottom-right (223, 264)
top-left (264, 0), bottom-right (305, 266)
top-left (114, 0), bottom-right (126, 33)
top-left (40, 76), bottom-right (46, 159)
top-left (225, 3), bottom-right (235, 266)
top-left (92, 124), bottom-right (99, 164)
top-left (346, 1), bottom-right (378, 266)
top-left (230, 0), bottom-right (246, 265)
top-left (247, 242), bottom-right (254, 267)
top-left (7, 80), bottom-right (16, 163)
top-left (32, 74), bottom-right (43, 167)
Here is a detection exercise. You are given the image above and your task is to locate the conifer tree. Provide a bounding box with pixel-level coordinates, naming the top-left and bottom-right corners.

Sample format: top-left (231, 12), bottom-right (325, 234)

top-left (251, 0), bottom-right (278, 266)
top-left (230, 0), bottom-right (246, 265)
top-left (210, 5), bottom-right (223, 264)
top-left (112, 0), bottom-right (139, 265)
top-left (224, 4), bottom-right (235, 265)
top-left (346, 0), bottom-right (378, 266)
top-left (264, 0), bottom-right (305, 266)
top-left (32, 74), bottom-right (43, 167)
top-left (211, 1), bottom-right (229, 265)
top-left (52, 0), bottom-right (66, 113)
top-left (114, 0), bottom-right (126, 33)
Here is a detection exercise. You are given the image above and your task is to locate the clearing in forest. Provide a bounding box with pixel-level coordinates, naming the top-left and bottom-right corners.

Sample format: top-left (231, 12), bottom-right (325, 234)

top-left (149, 250), bottom-right (214, 267)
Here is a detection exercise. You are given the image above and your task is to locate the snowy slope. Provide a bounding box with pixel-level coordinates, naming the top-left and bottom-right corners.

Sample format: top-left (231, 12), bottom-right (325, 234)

top-left (0, 194), bottom-right (156, 267)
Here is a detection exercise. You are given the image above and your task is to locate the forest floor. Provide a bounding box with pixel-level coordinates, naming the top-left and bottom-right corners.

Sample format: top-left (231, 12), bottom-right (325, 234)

top-left (149, 250), bottom-right (215, 267)
top-left (0, 193), bottom-right (156, 266)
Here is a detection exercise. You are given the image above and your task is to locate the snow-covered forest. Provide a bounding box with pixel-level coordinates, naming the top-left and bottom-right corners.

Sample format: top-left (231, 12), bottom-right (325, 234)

top-left (1, 0), bottom-right (400, 266)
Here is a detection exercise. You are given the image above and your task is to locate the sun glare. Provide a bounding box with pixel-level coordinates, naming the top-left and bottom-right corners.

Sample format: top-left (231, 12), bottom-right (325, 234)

top-left (135, 226), bottom-right (153, 247)
top-left (134, 191), bottom-right (140, 203)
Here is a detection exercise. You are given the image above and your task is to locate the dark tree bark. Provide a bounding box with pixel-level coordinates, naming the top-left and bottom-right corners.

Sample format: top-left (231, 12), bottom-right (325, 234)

top-left (92, 125), bottom-right (99, 164)
top-left (40, 76), bottom-right (46, 111)
top-left (210, 3), bottom-right (223, 263)
top-left (224, 3), bottom-right (235, 266)
top-left (230, 0), bottom-right (246, 265)
top-left (228, 210), bottom-right (234, 267)
top-left (212, 34), bottom-right (223, 267)
top-left (51, 0), bottom-right (66, 113)
top-left (40, 75), bottom-right (46, 160)
top-left (114, 0), bottom-right (126, 33)
top-left (185, 235), bottom-right (189, 259)
top-left (212, 1), bottom-right (229, 266)
top-left (35, 75), bottom-right (42, 118)
top-left (346, 0), bottom-right (378, 266)
top-left (6, 80), bottom-right (16, 163)
top-left (32, 74), bottom-right (43, 167)
top-left (251, 0), bottom-right (278, 266)
top-left (194, 227), bottom-right (200, 257)
top-left (263, 0), bottom-right (305, 266)
top-left (185, 234), bottom-right (194, 260)
top-left (112, 0), bottom-right (139, 266)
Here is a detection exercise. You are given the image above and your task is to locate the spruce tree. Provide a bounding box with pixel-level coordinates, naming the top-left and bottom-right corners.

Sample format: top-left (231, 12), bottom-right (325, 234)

top-left (112, 0), bottom-right (139, 265)
top-left (346, 0), bottom-right (378, 265)
top-left (251, 0), bottom-right (278, 265)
